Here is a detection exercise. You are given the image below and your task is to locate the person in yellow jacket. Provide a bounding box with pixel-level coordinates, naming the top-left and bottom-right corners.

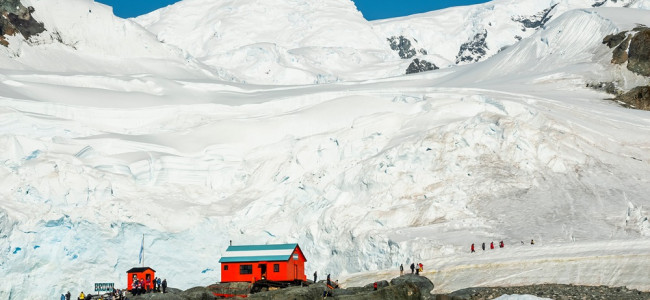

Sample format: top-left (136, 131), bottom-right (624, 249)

top-left (78, 291), bottom-right (85, 300)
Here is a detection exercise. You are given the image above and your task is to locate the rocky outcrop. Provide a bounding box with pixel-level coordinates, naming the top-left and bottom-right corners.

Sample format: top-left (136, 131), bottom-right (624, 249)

top-left (603, 31), bottom-right (628, 48)
top-left (611, 35), bottom-right (631, 64)
top-left (130, 287), bottom-right (218, 300)
top-left (627, 28), bottom-right (650, 76)
top-left (388, 36), bottom-right (427, 59)
top-left (455, 30), bottom-right (488, 64)
top-left (131, 275), bottom-right (434, 300)
top-left (387, 36), bottom-right (436, 74)
top-left (603, 28), bottom-right (650, 76)
top-left (406, 58), bottom-right (439, 74)
top-left (592, 0), bottom-right (607, 7)
top-left (128, 280), bottom-right (650, 300)
top-left (511, 4), bottom-right (557, 30)
top-left (247, 275), bottom-right (433, 300)
top-left (601, 27), bottom-right (650, 111)
top-left (438, 284), bottom-right (650, 300)
top-left (0, 0), bottom-right (45, 46)
top-left (616, 85), bottom-right (650, 110)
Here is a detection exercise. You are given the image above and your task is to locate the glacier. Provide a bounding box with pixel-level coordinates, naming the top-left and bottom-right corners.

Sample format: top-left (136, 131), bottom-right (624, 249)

top-left (0, 0), bottom-right (649, 299)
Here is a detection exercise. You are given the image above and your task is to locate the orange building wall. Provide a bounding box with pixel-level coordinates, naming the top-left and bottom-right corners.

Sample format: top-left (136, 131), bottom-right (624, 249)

top-left (221, 248), bottom-right (306, 283)
top-left (127, 269), bottom-right (156, 291)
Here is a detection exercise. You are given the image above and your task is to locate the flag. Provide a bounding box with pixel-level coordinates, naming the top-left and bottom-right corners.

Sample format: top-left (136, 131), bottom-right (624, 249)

top-left (138, 234), bottom-right (144, 264)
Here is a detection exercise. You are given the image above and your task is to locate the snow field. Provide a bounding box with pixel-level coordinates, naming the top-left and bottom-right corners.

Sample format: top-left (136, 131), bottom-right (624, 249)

top-left (1, 1), bottom-right (650, 299)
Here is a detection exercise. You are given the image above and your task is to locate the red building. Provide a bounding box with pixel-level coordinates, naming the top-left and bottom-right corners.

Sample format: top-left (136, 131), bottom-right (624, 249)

top-left (126, 267), bottom-right (156, 291)
top-left (219, 243), bottom-right (307, 283)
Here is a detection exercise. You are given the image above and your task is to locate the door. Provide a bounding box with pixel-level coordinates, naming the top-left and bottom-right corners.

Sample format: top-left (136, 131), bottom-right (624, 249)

top-left (259, 264), bottom-right (267, 280)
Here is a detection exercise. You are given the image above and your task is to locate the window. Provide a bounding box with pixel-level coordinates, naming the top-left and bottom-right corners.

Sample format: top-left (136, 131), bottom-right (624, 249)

top-left (293, 254), bottom-right (299, 260)
top-left (240, 265), bottom-right (253, 275)
top-left (223, 265), bottom-right (229, 271)
top-left (273, 264), bottom-right (280, 272)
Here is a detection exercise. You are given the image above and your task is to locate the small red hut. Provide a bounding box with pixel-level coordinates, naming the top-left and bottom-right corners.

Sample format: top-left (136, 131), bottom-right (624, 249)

top-left (219, 243), bottom-right (307, 283)
top-left (126, 267), bottom-right (156, 291)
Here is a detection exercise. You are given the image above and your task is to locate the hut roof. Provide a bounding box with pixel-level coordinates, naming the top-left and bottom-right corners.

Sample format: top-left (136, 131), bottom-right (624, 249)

top-left (218, 243), bottom-right (305, 263)
top-left (126, 267), bottom-right (156, 273)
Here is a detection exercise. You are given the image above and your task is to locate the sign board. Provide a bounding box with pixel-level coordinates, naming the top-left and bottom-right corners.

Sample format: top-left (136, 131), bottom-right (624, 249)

top-left (94, 282), bottom-right (114, 292)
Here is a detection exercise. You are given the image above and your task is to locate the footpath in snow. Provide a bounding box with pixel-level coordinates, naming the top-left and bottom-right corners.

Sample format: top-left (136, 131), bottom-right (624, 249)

top-left (340, 239), bottom-right (650, 294)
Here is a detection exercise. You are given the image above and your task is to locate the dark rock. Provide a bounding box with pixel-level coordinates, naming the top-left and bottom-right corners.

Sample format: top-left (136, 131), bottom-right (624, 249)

top-left (0, 0), bottom-right (45, 46)
top-left (611, 35), bottom-right (631, 64)
top-left (442, 284), bottom-right (650, 300)
top-left (603, 31), bottom-right (629, 48)
top-left (627, 29), bottom-right (650, 76)
top-left (388, 36), bottom-right (428, 60)
top-left (616, 85), bottom-right (650, 110)
top-left (336, 282), bottom-right (422, 300)
top-left (388, 36), bottom-right (416, 59)
top-left (130, 287), bottom-right (216, 300)
top-left (390, 274), bottom-right (435, 296)
top-left (364, 280), bottom-right (389, 289)
top-left (247, 282), bottom-right (331, 300)
top-left (592, 0), bottom-right (607, 7)
top-left (243, 275), bottom-right (434, 299)
top-left (586, 81), bottom-right (620, 95)
top-left (455, 30), bottom-right (488, 64)
top-left (406, 58), bottom-right (439, 74)
top-left (512, 4), bottom-right (557, 30)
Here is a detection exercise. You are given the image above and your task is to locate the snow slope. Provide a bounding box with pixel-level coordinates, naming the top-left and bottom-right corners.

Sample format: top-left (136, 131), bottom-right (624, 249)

top-left (0, 0), bottom-right (222, 79)
top-left (134, 0), bottom-right (397, 84)
top-left (0, 1), bottom-right (649, 299)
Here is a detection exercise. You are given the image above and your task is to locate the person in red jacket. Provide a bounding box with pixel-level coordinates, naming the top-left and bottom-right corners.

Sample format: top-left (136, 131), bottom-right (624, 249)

top-left (490, 242), bottom-right (494, 249)
top-left (471, 243), bottom-right (475, 253)
top-left (499, 241), bottom-right (504, 248)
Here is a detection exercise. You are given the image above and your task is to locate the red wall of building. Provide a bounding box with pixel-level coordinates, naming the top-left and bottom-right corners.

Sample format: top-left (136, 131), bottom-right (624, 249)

top-left (127, 269), bottom-right (156, 291)
top-left (221, 247), bottom-right (307, 283)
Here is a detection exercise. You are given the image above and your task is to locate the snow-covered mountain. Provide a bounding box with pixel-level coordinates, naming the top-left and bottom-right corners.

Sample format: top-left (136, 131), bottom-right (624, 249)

top-left (372, 0), bottom-right (650, 68)
top-left (134, 0), bottom-right (397, 84)
top-left (1, 0), bottom-right (649, 299)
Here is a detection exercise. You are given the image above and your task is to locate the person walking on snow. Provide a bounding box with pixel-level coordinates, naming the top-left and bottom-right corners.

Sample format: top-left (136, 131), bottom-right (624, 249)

top-left (471, 243), bottom-right (475, 253)
top-left (410, 263), bottom-right (415, 274)
top-left (314, 271), bottom-right (317, 283)
top-left (162, 279), bottom-right (167, 294)
top-left (490, 242), bottom-right (494, 249)
top-left (499, 241), bottom-right (504, 248)
top-left (418, 263), bottom-right (423, 272)
top-left (482, 242), bottom-right (485, 250)
top-left (400, 264), bottom-right (404, 275)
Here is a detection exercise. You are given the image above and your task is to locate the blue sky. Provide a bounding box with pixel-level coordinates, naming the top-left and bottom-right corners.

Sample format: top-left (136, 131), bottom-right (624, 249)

top-left (95, 0), bottom-right (492, 20)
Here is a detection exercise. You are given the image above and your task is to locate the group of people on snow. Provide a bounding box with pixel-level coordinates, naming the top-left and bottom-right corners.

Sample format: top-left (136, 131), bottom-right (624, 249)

top-left (402, 262), bottom-right (423, 275)
top-left (471, 239), bottom-right (535, 253)
top-left (471, 241), bottom-right (505, 253)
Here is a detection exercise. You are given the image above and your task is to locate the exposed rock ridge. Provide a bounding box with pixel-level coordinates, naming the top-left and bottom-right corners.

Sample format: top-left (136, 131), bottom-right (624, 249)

top-left (511, 4), bottom-right (558, 30)
top-left (602, 27), bottom-right (650, 111)
top-left (455, 29), bottom-right (488, 64)
top-left (442, 284), bottom-right (650, 300)
top-left (604, 26), bottom-right (650, 77)
top-left (406, 58), bottom-right (439, 74)
top-left (0, 0), bottom-right (45, 46)
top-left (387, 36), bottom-right (438, 74)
